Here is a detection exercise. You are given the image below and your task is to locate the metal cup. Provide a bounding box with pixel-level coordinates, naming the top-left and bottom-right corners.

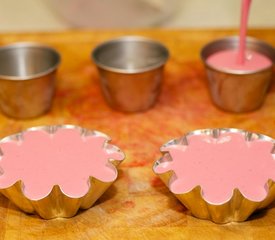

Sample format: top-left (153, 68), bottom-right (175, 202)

top-left (92, 36), bottom-right (169, 112)
top-left (0, 42), bottom-right (60, 119)
top-left (201, 36), bottom-right (275, 113)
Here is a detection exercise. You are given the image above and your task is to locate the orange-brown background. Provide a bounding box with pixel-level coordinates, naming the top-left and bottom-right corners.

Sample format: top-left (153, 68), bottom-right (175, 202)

top-left (0, 29), bottom-right (274, 239)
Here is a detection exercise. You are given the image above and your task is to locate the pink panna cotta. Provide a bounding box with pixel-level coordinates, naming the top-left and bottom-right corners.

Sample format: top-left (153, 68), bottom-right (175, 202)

top-left (155, 130), bottom-right (275, 205)
top-left (0, 126), bottom-right (125, 200)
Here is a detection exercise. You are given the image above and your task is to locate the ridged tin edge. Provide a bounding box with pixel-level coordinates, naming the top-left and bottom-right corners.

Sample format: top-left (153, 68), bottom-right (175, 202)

top-left (153, 128), bottom-right (275, 223)
top-left (0, 125), bottom-right (124, 219)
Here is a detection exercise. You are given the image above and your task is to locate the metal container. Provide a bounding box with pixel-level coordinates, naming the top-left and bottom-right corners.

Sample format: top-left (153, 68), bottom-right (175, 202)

top-left (153, 128), bottom-right (275, 224)
top-left (201, 36), bottom-right (275, 113)
top-left (92, 36), bottom-right (169, 112)
top-left (0, 42), bottom-right (60, 119)
top-left (0, 125), bottom-right (125, 219)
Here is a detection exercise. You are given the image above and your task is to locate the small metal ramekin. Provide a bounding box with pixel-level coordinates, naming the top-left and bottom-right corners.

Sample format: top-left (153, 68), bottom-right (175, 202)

top-left (92, 36), bottom-right (169, 112)
top-left (0, 42), bottom-right (60, 119)
top-left (201, 37), bottom-right (275, 113)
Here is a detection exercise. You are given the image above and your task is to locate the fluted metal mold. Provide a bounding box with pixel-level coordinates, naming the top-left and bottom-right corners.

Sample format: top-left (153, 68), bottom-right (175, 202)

top-left (153, 128), bottom-right (275, 224)
top-left (0, 125), bottom-right (125, 219)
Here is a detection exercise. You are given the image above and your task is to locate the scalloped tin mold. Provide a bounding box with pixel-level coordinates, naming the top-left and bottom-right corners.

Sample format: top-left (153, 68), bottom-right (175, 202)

top-left (153, 128), bottom-right (275, 223)
top-left (0, 125), bottom-right (125, 219)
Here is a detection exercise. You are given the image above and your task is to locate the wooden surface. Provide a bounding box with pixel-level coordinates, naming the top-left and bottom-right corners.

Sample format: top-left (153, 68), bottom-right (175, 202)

top-left (0, 29), bottom-right (275, 239)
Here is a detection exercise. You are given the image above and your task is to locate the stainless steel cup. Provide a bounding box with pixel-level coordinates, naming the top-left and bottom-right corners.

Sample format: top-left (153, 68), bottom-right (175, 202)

top-left (201, 36), bottom-right (275, 113)
top-left (92, 36), bottom-right (169, 112)
top-left (0, 42), bottom-right (60, 119)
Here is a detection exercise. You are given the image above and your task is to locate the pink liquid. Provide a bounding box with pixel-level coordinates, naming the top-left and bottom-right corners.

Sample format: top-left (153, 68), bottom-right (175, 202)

top-left (155, 132), bottom-right (275, 204)
top-left (0, 128), bottom-right (124, 200)
top-left (237, 0), bottom-right (252, 64)
top-left (207, 49), bottom-right (272, 72)
top-left (207, 0), bottom-right (272, 72)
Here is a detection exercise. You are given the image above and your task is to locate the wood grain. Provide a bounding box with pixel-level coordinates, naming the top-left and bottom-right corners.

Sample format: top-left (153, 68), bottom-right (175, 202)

top-left (0, 29), bottom-right (275, 239)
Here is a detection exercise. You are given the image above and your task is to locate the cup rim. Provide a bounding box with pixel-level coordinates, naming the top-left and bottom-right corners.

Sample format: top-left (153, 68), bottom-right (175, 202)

top-left (0, 42), bottom-right (61, 81)
top-left (200, 36), bottom-right (275, 75)
top-left (91, 36), bottom-right (169, 74)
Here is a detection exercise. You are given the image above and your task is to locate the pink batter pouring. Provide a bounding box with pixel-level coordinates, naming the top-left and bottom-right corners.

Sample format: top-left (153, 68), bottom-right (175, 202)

top-left (207, 0), bottom-right (272, 72)
top-left (155, 131), bottom-right (275, 204)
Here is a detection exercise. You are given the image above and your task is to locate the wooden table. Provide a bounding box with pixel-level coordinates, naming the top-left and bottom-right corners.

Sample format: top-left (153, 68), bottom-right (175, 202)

top-left (0, 29), bottom-right (274, 239)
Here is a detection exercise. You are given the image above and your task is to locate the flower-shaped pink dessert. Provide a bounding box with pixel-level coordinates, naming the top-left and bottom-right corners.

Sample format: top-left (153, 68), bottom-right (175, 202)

top-left (153, 128), bottom-right (275, 223)
top-left (0, 125), bottom-right (124, 219)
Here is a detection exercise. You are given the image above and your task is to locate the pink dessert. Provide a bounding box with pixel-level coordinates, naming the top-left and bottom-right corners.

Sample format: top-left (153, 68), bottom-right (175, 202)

top-left (237, 0), bottom-right (251, 64)
top-left (0, 126), bottom-right (124, 200)
top-left (155, 130), bottom-right (275, 205)
top-left (207, 0), bottom-right (272, 72)
top-left (207, 49), bottom-right (272, 72)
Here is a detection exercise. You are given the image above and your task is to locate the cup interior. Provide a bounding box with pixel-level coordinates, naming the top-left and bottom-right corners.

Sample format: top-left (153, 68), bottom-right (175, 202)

top-left (201, 36), bottom-right (275, 68)
top-left (0, 43), bottom-right (60, 79)
top-left (92, 36), bottom-right (169, 73)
